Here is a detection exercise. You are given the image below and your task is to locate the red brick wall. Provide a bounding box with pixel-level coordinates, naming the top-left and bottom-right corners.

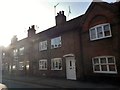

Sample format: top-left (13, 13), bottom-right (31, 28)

top-left (33, 29), bottom-right (82, 79)
top-left (81, 3), bottom-right (120, 79)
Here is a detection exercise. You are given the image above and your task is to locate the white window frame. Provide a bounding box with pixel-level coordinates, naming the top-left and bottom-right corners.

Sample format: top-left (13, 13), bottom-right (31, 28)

top-left (39, 59), bottom-right (47, 70)
top-left (51, 36), bottom-right (61, 49)
top-left (39, 40), bottom-right (47, 51)
top-left (4, 63), bottom-right (8, 70)
top-left (13, 49), bottom-right (18, 57)
top-left (26, 61), bottom-right (29, 70)
top-left (19, 47), bottom-right (24, 55)
top-left (89, 23), bottom-right (112, 41)
top-left (19, 62), bottom-right (24, 70)
top-left (12, 65), bottom-right (16, 70)
top-left (51, 58), bottom-right (62, 70)
top-left (2, 52), bottom-right (5, 59)
top-left (92, 56), bottom-right (117, 74)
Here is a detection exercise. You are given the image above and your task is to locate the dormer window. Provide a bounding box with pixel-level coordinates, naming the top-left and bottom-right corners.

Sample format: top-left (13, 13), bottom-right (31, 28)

top-left (51, 36), bottom-right (61, 49)
top-left (89, 23), bottom-right (112, 41)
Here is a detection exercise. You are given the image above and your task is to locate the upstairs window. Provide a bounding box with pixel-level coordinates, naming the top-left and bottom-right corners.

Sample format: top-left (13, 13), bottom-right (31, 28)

top-left (92, 56), bottom-right (117, 74)
top-left (19, 47), bottom-right (24, 55)
top-left (2, 52), bottom-right (5, 59)
top-left (13, 49), bottom-right (18, 61)
top-left (51, 58), bottom-right (62, 70)
top-left (13, 49), bottom-right (18, 57)
top-left (3, 63), bottom-right (8, 70)
top-left (39, 40), bottom-right (47, 51)
top-left (51, 36), bottom-right (61, 49)
top-left (39, 59), bottom-right (47, 70)
top-left (89, 23), bottom-right (112, 41)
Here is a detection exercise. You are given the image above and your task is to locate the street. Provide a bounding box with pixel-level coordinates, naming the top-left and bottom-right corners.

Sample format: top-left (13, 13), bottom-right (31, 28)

top-left (2, 75), bottom-right (120, 88)
top-left (2, 79), bottom-right (55, 88)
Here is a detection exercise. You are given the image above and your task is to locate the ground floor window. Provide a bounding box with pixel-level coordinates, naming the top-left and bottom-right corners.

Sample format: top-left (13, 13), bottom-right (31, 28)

top-left (51, 58), bottom-right (62, 70)
top-left (39, 59), bottom-right (47, 70)
top-left (92, 56), bottom-right (117, 74)
top-left (26, 61), bottom-right (29, 70)
top-left (12, 65), bottom-right (16, 70)
top-left (19, 62), bottom-right (24, 70)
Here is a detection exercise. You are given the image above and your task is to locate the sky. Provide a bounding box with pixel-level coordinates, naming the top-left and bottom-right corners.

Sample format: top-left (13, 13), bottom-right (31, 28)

top-left (0, 0), bottom-right (116, 47)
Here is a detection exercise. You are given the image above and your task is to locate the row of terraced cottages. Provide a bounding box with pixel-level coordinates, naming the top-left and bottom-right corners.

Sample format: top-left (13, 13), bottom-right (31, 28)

top-left (2, 1), bottom-right (120, 81)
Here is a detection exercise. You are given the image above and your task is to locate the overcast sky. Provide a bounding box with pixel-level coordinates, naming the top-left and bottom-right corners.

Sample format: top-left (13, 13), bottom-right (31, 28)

top-left (0, 0), bottom-right (116, 47)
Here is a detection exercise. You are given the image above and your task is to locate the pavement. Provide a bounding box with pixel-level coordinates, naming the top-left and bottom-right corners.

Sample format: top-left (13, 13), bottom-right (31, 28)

top-left (2, 75), bottom-right (119, 88)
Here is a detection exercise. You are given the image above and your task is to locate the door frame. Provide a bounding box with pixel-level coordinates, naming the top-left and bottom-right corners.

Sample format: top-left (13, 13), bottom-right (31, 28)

top-left (63, 54), bottom-right (76, 80)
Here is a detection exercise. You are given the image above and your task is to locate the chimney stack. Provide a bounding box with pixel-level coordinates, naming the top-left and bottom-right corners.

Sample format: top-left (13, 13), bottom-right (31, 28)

top-left (28, 25), bottom-right (36, 37)
top-left (55, 11), bottom-right (66, 26)
top-left (11, 35), bottom-right (18, 44)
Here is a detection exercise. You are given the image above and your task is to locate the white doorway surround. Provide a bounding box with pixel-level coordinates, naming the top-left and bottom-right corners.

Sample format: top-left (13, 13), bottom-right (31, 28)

top-left (64, 54), bottom-right (76, 80)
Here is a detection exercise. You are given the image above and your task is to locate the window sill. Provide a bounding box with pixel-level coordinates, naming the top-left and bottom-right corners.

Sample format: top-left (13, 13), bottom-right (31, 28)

top-left (90, 35), bottom-right (112, 41)
top-left (51, 46), bottom-right (61, 49)
top-left (39, 49), bottom-right (47, 52)
top-left (93, 71), bottom-right (117, 74)
top-left (51, 69), bottom-right (62, 71)
top-left (39, 69), bottom-right (47, 70)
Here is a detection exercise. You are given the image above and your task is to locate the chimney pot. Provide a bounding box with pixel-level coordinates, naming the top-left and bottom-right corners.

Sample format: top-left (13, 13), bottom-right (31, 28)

top-left (59, 11), bottom-right (62, 14)
top-left (32, 25), bottom-right (35, 29)
top-left (62, 11), bottom-right (64, 15)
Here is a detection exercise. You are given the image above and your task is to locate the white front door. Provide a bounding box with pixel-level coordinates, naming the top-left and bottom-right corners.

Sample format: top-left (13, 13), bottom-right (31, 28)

top-left (66, 57), bottom-right (76, 80)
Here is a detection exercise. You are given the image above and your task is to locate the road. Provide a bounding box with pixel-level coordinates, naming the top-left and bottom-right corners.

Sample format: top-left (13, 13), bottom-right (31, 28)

top-left (2, 79), bottom-right (55, 88)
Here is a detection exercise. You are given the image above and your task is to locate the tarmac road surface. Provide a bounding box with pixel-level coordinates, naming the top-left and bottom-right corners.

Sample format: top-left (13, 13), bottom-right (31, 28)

top-left (2, 79), bottom-right (55, 88)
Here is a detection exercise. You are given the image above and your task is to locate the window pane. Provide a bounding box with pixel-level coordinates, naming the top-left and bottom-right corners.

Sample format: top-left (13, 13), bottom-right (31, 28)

top-left (70, 61), bottom-right (72, 66)
top-left (94, 65), bottom-right (100, 71)
top-left (101, 65), bottom-right (107, 71)
top-left (93, 58), bottom-right (99, 64)
top-left (51, 59), bottom-right (62, 70)
top-left (97, 27), bottom-right (103, 38)
top-left (51, 37), bottom-right (61, 48)
top-left (108, 57), bottom-right (114, 63)
top-left (90, 28), bottom-right (96, 39)
top-left (19, 47), bottom-right (24, 55)
top-left (42, 65), bottom-right (44, 68)
top-left (19, 62), bottom-right (24, 70)
top-left (39, 41), bottom-right (47, 51)
top-left (100, 58), bottom-right (106, 63)
top-left (104, 24), bottom-right (110, 36)
top-left (59, 62), bottom-right (62, 69)
top-left (109, 65), bottom-right (116, 71)
top-left (39, 60), bottom-right (47, 70)
top-left (13, 49), bottom-right (18, 56)
top-left (55, 61), bottom-right (58, 68)
top-left (52, 61), bottom-right (54, 69)
top-left (44, 62), bottom-right (47, 68)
